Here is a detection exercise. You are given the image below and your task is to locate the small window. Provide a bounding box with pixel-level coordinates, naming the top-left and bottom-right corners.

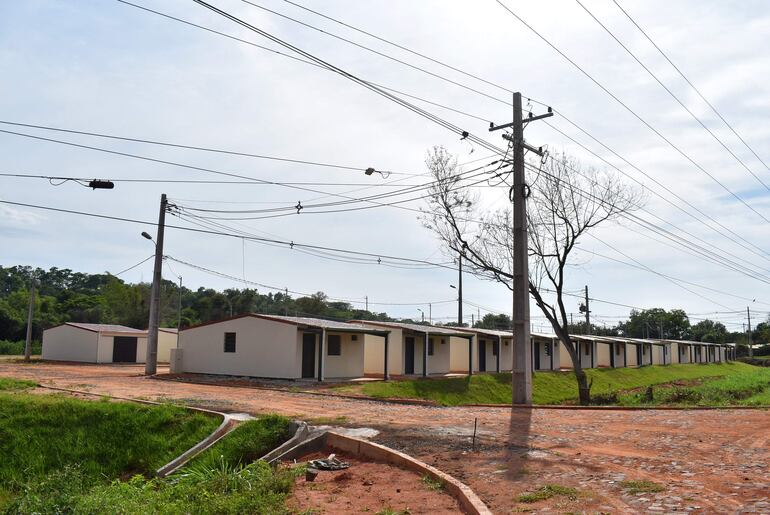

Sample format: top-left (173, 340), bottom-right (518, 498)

top-left (351, 334), bottom-right (358, 341)
top-left (504, 341), bottom-right (509, 346)
top-left (428, 338), bottom-right (434, 356)
top-left (327, 335), bottom-right (341, 356)
top-left (584, 343), bottom-right (590, 356)
top-left (492, 342), bottom-right (499, 356)
top-left (615, 344), bottom-right (621, 356)
top-left (224, 332), bottom-right (236, 353)
top-left (545, 342), bottom-right (552, 356)
top-left (441, 338), bottom-right (446, 345)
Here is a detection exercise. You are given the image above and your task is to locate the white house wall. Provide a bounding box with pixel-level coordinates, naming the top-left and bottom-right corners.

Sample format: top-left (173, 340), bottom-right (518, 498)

top-left (322, 332), bottom-right (365, 378)
top-left (450, 336), bottom-right (472, 372)
top-left (42, 325), bottom-right (99, 362)
top-left (157, 331), bottom-right (177, 362)
top-left (363, 328), bottom-right (403, 375)
top-left (180, 316), bottom-right (298, 378)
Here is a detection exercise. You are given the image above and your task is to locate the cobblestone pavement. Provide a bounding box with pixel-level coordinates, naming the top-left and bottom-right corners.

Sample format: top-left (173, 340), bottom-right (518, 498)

top-left (1, 362), bottom-right (768, 514)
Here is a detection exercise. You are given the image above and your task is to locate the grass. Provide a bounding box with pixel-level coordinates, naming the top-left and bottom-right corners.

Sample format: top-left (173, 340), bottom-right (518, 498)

top-left (0, 392), bottom-right (220, 486)
top-left (517, 484), bottom-right (578, 503)
top-left (192, 415), bottom-right (292, 469)
top-left (0, 384), bottom-right (296, 513)
top-left (619, 480), bottom-right (665, 494)
top-left (420, 474), bottom-right (445, 491)
top-left (344, 362), bottom-right (770, 406)
top-left (0, 377), bottom-right (35, 391)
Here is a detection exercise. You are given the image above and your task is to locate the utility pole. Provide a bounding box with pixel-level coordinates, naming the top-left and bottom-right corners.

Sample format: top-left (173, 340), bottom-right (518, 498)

top-left (457, 252), bottom-right (463, 326)
top-left (24, 279), bottom-right (36, 361)
top-left (490, 91), bottom-right (552, 404)
top-left (145, 194), bottom-right (167, 376)
top-left (177, 276), bottom-right (182, 330)
top-left (747, 306), bottom-right (753, 357)
top-left (580, 285), bottom-right (591, 334)
top-left (429, 303), bottom-right (432, 325)
top-left (365, 295), bottom-right (368, 312)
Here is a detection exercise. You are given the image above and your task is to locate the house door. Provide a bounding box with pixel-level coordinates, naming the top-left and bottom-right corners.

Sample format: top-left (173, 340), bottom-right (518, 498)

top-left (533, 341), bottom-right (540, 370)
top-left (636, 345), bottom-right (643, 366)
top-left (404, 337), bottom-right (415, 374)
top-left (112, 336), bottom-right (138, 363)
top-left (478, 340), bottom-right (487, 372)
top-left (301, 333), bottom-right (316, 379)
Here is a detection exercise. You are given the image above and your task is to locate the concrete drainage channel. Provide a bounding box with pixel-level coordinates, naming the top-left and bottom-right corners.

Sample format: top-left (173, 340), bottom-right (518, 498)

top-left (38, 385), bottom-right (491, 514)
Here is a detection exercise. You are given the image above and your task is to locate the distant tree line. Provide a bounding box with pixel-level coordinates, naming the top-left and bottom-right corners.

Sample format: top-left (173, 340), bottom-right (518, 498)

top-left (0, 265), bottom-right (392, 343)
top-left (2, 265), bottom-right (768, 357)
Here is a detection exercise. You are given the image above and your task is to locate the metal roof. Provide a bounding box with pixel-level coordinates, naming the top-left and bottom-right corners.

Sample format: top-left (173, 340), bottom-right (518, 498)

top-left (250, 315), bottom-right (390, 335)
top-left (350, 320), bottom-right (473, 337)
top-left (64, 322), bottom-right (144, 334)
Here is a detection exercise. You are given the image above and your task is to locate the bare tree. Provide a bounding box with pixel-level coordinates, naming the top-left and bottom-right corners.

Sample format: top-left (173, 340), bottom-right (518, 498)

top-left (423, 146), bottom-right (642, 405)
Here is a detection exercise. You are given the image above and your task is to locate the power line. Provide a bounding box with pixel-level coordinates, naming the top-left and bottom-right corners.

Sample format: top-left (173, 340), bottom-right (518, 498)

top-left (0, 120), bottom-right (422, 177)
top-left (574, 0), bottom-right (770, 193)
top-left (239, 0), bottom-right (510, 107)
top-left (539, 117), bottom-right (770, 263)
top-left (495, 0), bottom-right (770, 225)
top-left (117, 0), bottom-right (770, 269)
top-left (112, 254), bottom-right (154, 277)
top-left (0, 198), bottom-right (461, 271)
top-left (190, 0), bottom-right (506, 159)
top-left (611, 0), bottom-right (770, 180)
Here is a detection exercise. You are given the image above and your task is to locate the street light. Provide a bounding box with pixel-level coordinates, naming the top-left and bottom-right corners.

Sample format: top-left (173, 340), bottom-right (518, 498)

top-left (141, 232), bottom-right (154, 242)
top-left (417, 308), bottom-right (424, 323)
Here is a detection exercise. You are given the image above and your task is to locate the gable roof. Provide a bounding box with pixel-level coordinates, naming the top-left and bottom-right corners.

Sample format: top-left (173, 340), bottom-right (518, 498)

top-left (181, 313), bottom-right (390, 336)
top-left (349, 320), bottom-right (473, 337)
top-left (62, 322), bottom-right (144, 334)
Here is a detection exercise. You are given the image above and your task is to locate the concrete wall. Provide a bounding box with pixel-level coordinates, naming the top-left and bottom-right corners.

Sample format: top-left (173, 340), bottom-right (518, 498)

top-left (322, 332), bottom-right (365, 378)
top-left (499, 337), bottom-right (513, 371)
top-left (608, 342), bottom-right (627, 367)
top-left (596, 341), bottom-right (611, 367)
top-left (180, 316), bottom-right (299, 378)
top-left (559, 341), bottom-right (574, 369)
top-left (651, 345), bottom-right (666, 365)
top-left (449, 336), bottom-right (472, 372)
top-left (531, 338), bottom-right (555, 371)
top-left (158, 331), bottom-right (178, 363)
top-left (42, 325), bottom-right (99, 362)
top-left (363, 328), bottom-right (403, 375)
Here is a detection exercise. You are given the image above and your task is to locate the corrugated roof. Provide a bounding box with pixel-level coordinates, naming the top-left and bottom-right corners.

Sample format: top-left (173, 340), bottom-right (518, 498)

top-left (251, 314), bottom-right (390, 334)
top-left (65, 322), bottom-right (144, 333)
top-left (468, 328), bottom-right (513, 338)
top-left (350, 320), bottom-right (473, 336)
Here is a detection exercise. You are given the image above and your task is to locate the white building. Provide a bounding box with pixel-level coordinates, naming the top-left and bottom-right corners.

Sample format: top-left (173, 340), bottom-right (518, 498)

top-left (42, 322), bottom-right (177, 364)
top-left (354, 321), bottom-right (474, 377)
top-left (172, 314), bottom-right (390, 381)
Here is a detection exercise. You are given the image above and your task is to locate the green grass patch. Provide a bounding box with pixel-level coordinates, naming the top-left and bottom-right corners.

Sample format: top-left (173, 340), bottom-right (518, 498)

top-left (0, 377), bottom-right (35, 391)
top-left (619, 367), bottom-right (770, 406)
top-left (420, 474), bottom-right (444, 491)
top-left (0, 392), bottom-right (219, 490)
top-left (192, 415), bottom-right (292, 469)
top-left (619, 480), bottom-right (665, 494)
top-left (348, 362), bottom-right (768, 406)
top-left (0, 390), bottom-right (296, 513)
top-left (517, 484), bottom-right (578, 503)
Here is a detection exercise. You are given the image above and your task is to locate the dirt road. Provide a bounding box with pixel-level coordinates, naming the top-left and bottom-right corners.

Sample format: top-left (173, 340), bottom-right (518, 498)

top-left (2, 362), bottom-right (768, 513)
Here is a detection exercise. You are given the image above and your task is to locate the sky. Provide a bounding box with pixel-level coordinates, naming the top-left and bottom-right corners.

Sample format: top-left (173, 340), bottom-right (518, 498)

top-left (1, 0), bottom-right (769, 332)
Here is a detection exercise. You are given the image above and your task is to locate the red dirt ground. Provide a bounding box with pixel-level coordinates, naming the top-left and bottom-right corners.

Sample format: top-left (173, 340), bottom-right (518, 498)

top-left (1, 362), bottom-right (768, 514)
top-left (288, 451), bottom-right (461, 514)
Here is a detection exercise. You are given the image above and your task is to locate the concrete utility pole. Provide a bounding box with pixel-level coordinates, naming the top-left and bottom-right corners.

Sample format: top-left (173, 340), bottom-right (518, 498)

top-left (145, 193), bottom-right (167, 376)
top-left (177, 276), bottom-right (182, 330)
top-left (490, 92), bottom-right (552, 405)
top-left (747, 306), bottom-right (753, 358)
top-left (458, 253), bottom-right (463, 326)
top-left (365, 295), bottom-right (368, 312)
top-left (24, 280), bottom-right (36, 361)
top-left (582, 285), bottom-right (590, 334)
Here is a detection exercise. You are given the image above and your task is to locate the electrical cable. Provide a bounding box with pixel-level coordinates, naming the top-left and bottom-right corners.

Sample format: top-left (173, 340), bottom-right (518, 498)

top-left (494, 0), bottom-right (770, 225)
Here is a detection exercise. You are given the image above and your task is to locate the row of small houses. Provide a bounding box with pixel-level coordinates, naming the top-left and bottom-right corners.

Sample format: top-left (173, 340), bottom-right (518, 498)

top-left (42, 314), bottom-right (737, 381)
